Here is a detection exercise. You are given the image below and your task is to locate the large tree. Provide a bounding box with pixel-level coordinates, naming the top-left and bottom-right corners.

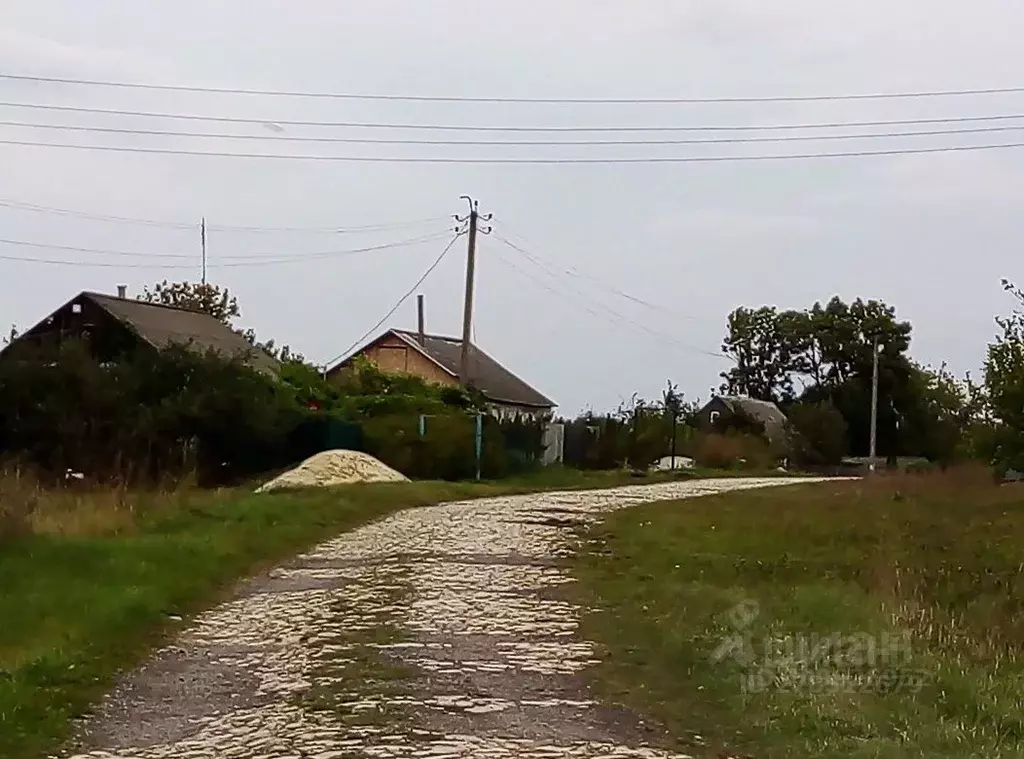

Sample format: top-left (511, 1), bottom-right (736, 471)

top-left (720, 296), bottom-right (912, 402)
top-left (720, 306), bottom-right (799, 402)
top-left (985, 280), bottom-right (1024, 472)
top-left (718, 296), bottom-right (985, 460)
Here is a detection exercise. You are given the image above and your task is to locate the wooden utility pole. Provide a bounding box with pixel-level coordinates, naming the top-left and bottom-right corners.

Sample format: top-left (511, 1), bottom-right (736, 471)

top-left (200, 217), bottom-right (207, 285)
top-left (455, 196), bottom-right (491, 386)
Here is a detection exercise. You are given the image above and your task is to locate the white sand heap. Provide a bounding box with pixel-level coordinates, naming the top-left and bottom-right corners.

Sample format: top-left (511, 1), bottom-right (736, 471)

top-left (256, 449), bottom-right (409, 493)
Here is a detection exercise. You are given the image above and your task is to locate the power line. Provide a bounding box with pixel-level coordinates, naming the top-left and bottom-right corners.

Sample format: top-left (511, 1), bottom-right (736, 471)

top-left (487, 244), bottom-right (609, 323)
top-left (0, 252), bottom-right (175, 268)
top-left (0, 232), bottom-right (449, 266)
top-left (491, 227), bottom-right (698, 320)
top-left (324, 233), bottom-right (463, 367)
top-left (10, 119), bottom-right (1024, 146)
top-left (6, 99), bottom-right (1024, 133)
top-left (488, 239), bottom-right (726, 360)
top-left (5, 137), bottom-right (1024, 163)
top-left (4, 71), bottom-right (1024, 103)
top-left (0, 197), bottom-right (446, 233)
top-left (209, 217), bottom-right (446, 232)
top-left (0, 198), bottom-right (195, 229)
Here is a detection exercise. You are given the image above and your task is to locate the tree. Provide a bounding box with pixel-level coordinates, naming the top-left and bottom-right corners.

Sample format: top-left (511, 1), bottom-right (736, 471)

top-left (720, 297), bottom-right (913, 404)
top-left (717, 295), bottom-right (986, 462)
top-left (720, 306), bottom-right (798, 402)
top-left (661, 380), bottom-right (697, 423)
top-left (238, 327), bottom-right (305, 365)
top-left (787, 400), bottom-right (848, 466)
top-left (985, 279), bottom-right (1024, 472)
top-left (138, 280), bottom-right (240, 325)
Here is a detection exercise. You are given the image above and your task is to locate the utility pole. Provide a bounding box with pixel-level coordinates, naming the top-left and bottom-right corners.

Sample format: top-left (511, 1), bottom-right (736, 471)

top-left (416, 294), bottom-right (426, 346)
top-left (200, 217), bottom-right (207, 286)
top-left (869, 335), bottom-right (880, 473)
top-left (454, 196), bottom-right (491, 387)
top-left (669, 406), bottom-right (680, 470)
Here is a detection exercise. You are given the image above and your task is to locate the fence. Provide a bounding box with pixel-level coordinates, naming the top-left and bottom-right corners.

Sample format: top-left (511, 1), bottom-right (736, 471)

top-left (358, 412), bottom-right (545, 481)
top-left (562, 411), bottom-right (696, 471)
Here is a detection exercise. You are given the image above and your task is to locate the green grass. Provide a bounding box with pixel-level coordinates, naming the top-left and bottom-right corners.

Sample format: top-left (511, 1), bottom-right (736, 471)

top-left (574, 468), bottom-right (1024, 759)
top-left (0, 467), bottom-right (663, 759)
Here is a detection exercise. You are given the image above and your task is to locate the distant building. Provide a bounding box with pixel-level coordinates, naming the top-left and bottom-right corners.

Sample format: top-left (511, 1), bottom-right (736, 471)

top-left (327, 328), bottom-right (556, 419)
top-left (695, 395), bottom-right (789, 443)
top-left (1, 289), bottom-right (280, 375)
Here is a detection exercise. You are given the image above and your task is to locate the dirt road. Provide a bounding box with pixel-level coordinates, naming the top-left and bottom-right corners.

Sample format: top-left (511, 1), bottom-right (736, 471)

top-left (68, 477), bottom-right (822, 759)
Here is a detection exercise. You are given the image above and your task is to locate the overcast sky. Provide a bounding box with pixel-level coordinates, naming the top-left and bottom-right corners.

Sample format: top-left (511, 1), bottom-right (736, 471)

top-left (2, 1), bottom-right (1022, 413)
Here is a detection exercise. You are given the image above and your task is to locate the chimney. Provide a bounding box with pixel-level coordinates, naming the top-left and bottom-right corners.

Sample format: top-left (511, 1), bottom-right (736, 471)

top-left (416, 294), bottom-right (425, 346)
top-left (117, 285), bottom-right (127, 299)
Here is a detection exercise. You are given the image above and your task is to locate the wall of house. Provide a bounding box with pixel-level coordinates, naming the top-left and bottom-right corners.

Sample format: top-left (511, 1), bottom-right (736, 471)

top-left (344, 336), bottom-right (554, 420)
top-left (356, 334), bottom-right (458, 387)
top-left (695, 397), bottom-right (732, 430)
top-left (12, 298), bottom-right (140, 362)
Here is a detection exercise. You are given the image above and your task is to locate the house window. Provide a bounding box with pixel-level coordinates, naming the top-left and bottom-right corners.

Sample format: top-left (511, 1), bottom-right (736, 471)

top-left (71, 303), bottom-right (82, 314)
top-left (709, 410), bottom-right (721, 425)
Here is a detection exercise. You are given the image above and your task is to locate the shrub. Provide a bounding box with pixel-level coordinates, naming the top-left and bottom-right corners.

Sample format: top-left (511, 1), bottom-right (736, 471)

top-left (692, 432), bottom-right (775, 470)
top-left (787, 400), bottom-right (848, 466)
top-left (362, 413), bottom-right (543, 481)
top-left (0, 340), bottom-right (304, 486)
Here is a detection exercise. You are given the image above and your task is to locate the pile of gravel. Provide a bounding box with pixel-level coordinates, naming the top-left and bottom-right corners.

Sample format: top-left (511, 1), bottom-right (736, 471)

top-left (256, 450), bottom-right (409, 493)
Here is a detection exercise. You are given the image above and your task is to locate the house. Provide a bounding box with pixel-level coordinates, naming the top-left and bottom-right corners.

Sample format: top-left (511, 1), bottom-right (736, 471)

top-left (1, 289), bottom-right (280, 375)
top-left (696, 395), bottom-right (789, 443)
top-left (327, 328), bottom-right (556, 419)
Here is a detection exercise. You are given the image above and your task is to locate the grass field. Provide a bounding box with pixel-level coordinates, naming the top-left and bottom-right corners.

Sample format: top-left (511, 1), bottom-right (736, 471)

top-left (0, 465), bottom-right (667, 759)
top-left (575, 468), bottom-right (1024, 759)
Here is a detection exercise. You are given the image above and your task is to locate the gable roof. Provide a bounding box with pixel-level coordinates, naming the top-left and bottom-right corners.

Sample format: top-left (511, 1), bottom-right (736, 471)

top-left (11, 291), bottom-right (280, 375)
top-left (715, 395), bottom-right (789, 439)
top-left (334, 328), bottom-right (555, 409)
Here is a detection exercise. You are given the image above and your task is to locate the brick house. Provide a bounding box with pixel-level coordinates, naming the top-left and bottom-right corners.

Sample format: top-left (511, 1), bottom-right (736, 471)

top-left (327, 328), bottom-right (556, 419)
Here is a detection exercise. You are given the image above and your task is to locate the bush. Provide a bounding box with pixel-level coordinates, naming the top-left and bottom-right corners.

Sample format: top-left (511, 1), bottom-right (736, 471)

top-left (362, 413), bottom-right (544, 481)
top-left (0, 338), bottom-right (549, 485)
top-left (692, 432), bottom-right (775, 470)
top-left (0, 340), bottom-right (305, 486)
top-left (787, 400), bottom-right (848, 466)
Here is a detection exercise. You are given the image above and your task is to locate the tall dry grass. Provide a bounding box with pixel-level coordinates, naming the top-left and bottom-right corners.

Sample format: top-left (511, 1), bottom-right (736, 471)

top-left (0, 467), bottom-right (207, 539)
top-left (691, 431), bottom-right (777, 470)
top-left (860, 465), bottom-right (1024, 659)
top-left (576, 465), bottom-right (1024, 757)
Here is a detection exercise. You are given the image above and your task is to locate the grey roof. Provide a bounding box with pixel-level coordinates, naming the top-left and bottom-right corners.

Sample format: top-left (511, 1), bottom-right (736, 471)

top-left (84, 292), bottom-right (280, 375)
top-left (718, 396), bottom-right (789, 439)
top-left (341, 329), bottom-right (555, 409)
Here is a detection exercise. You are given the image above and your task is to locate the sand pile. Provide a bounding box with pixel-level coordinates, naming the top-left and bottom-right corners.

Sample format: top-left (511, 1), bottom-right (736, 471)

top-left (256, 449), bottom-right (409, 493)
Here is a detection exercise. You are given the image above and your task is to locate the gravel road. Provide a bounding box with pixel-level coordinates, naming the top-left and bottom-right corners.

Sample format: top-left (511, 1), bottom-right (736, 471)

top-left (67, 477), bottom-right (824, 759)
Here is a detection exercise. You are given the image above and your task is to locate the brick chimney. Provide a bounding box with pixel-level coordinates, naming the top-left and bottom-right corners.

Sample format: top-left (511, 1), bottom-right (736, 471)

top-left (117, 285), bottom-right (127, 299)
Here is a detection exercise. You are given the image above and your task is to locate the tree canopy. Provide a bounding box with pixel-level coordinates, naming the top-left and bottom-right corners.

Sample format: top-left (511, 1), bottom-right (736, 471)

top-left (985, 279), bottom-right (1024, 472)
top-left (720, 297), bottom-right (912, 403)
top-left (138, 280), bottom-right (241, 325)
top-left (719, 296), bottom-right (978, 463)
